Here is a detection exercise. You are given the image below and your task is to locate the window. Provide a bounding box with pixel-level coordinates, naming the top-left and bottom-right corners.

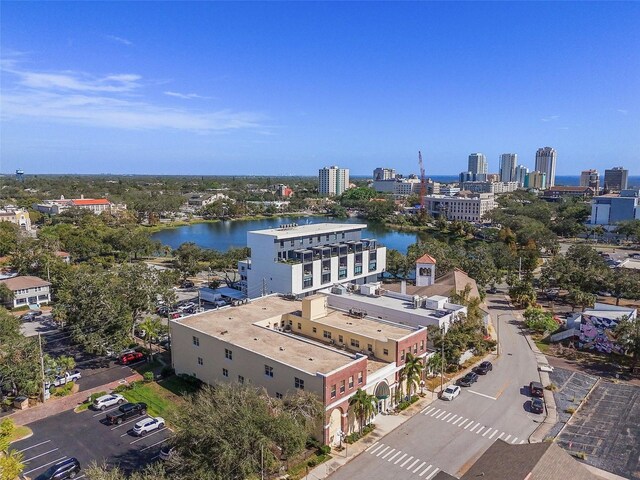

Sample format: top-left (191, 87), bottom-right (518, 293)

top-left (358, 371), bottom-right (363, 384)
top-left (350, 338), bottom-right (360, 348)
top-left (312, 327), bottom-right (317, 333)
top-left (414, 344), bottom-right (418, 354)
top-left (197, 357), bottom-right (203, 365)
top-left (276, 392), bottom-right (283, 399)
top-left (348, 376), bottom-right (354, 389)
top-left (323, 330), bottom-right (332, 339)
top-left (338, 335), bottom-right (343, 343)
top-left (295, 377), bottom-right (305, 390)
top-left (331, 384), bottom-right (336, 398)
top-left (367, 344), bottom-right (373, 352)
top-left (401, 349), bottom-right (405, 360)
top-left (420, 340), bottom-right (424, 351)
top-left (340, 380), bottom-right (345, 394)
top-left (192, 336), bottom-right (200, 346)
top-left (222, 368), bottom-right (229, 377)
top-left (238, 375), bottom-right (244, 384)
top-left (290, 240), bottom-right (295, 246)
top-left (264, 365), bottom-right (274, 377)
top-left (297, 322), bottom-right (302, 330)
top-left (225, 348), bottom-right (233, 360)
top-left (383, 348), bottom-right (389, 356)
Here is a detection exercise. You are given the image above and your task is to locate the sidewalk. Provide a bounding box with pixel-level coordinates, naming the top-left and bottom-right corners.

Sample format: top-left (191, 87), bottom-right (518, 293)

top-left (7, 372), bottom-right (143, 426)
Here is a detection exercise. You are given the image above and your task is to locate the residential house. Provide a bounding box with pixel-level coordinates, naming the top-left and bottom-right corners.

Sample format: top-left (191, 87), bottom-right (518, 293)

top-left (0, 275), bottom-right (52, 309)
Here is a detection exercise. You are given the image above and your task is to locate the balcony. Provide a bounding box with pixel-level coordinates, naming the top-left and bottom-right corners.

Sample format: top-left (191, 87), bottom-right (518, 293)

top-left (338, 268), bottom-right (347, 280)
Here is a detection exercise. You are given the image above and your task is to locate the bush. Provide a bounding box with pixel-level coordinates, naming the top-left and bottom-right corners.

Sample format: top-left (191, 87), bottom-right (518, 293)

top-left (319, 445), bottom-right (331, 455)
top-left (306, 436), bottom-right (321, 450)
top-left (524, 307), bottom-right (558, 333)
top-left (397, 395), bottom-right (420, 411)
top-left (113, 384), bottom-right (133, 393)
top-left (53, 381), bottom-right (75, 397)
top-left (143, 371), bottom-right (154, 382)
top-left (565, 407), bottom-right (576, 414)
top-left (89, 391), bottom-right (107, 403)
top-left (161, 366), bottom-right (175, 378)
top-left (345, 424), bottom-right (376, 444)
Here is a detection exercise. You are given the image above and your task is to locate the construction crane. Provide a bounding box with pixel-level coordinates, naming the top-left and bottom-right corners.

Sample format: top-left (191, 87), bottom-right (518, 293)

top-left (418, 150), bottom-right (426, 211)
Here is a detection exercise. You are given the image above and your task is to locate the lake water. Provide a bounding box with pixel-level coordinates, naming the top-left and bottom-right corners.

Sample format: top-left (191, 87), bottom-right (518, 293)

top-left (151, 216), bottom-right (423, 253)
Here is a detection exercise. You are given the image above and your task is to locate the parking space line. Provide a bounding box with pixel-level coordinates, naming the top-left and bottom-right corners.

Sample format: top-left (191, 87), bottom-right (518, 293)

top-left (520, 439), bottom-right (526, 444)
top-left (467, 390), bottom-right (497, 400)
top-left (381, 448), bottom-right (395, 459)
top-left (140, 438), bottom-right (170, 452)
top-left (400, 455), bottom-right (414, 467)
top-left (129, 427), bottom-right (168, 445)
top-left (482, 428), bottom-right (492, 437)
top-left (24, 456), bottom-right (67, 475)
top-left (111, 417), bottom-right (144, 430)
top-left (366, 442), bottom-right (380, 452)
top-left (24, 448), bottom-right (59, 463)
top-left (93, 406), bottom-right (120, 417)
top-left (504, 434), bottom-right (511, 442)
top-left (394, 453), bottom-right (407, 464)
top-left (498, 432), bottom-right (505, 439)
top-left (419, 465), bottom-right (433, 477)
top-left (413, 461), bottom-right (426, 473)
top-left (435, 411), bottom-right (446, 419)
top-left (512, 437), bottom-right (519, 443)
top-left (446, 414), bottom-right (458, 423)
top-left (489, 429), bottom-right (498, 439)
top-left (387, 450), bottom-right (402, 462)
top-left (476, 426), bottom-right (485, 435)
top-left (422, 406), bottom-right (435, 414)
top-left (453, 417), bottom-right (466, 426)
top-left (430, 408), bottom-right (441, 417)
top-left (463, 420), bottom-right (474, 430)
top-left (441, 413), bottom-right (452, 421)
top-left (18, 440), bottom-right (51, 453)
top-left (376, 445), bottom-right (390, 457)
top-left (407, 459), bottom-right (420, 470)
top-left (369, 444), bottom-right (385, 455)
top-left (426, 468), bottom-right (440, 479)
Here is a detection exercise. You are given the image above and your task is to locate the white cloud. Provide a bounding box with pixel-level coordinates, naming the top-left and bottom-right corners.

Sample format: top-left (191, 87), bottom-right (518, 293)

top-left (541, 115), bottom-right (559, 122)
top-left (164, 91), bottom-right (210, 100)
top-left (0, 64), bottom-right (267, 133)
top-left (105, 35), bottom-right (133, 46)
top-left (617, 109), bottom-right (628, 115)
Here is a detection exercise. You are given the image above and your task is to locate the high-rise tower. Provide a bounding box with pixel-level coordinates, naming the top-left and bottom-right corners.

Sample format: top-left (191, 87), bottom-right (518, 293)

top-left (534, 147), bottom-right (557, 188)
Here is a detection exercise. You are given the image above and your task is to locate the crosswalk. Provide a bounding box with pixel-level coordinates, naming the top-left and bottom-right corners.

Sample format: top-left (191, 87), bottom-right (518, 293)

top-left (365, 442), bottom-right (441, 479)
top-left (420, 405), bottom-right (527, 444)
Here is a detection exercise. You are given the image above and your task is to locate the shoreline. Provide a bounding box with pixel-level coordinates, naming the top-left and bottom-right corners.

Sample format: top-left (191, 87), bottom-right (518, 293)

top-left (141, 212), bottom-right (325, 232)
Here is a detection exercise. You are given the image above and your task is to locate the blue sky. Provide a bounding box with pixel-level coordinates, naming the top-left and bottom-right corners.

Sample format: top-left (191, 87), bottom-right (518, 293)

top-left (1, 2), bottom-right (639, 176)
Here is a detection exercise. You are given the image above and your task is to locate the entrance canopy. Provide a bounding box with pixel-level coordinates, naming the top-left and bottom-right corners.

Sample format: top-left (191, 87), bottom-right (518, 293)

top-left (375, 382), bottom-right (390, 400)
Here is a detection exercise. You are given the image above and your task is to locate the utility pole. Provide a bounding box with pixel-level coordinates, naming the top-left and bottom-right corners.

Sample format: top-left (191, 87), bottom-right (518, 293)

top-left (518, 256), bottom-right (522, 281)
top-left (38, 333), bottom-right (46, 402)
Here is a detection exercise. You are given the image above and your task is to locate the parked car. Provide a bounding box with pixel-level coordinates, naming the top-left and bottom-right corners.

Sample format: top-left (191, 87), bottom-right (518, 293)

top-left (457, 372), bottom-right (479, 387)
top-left (133, 416), bottom-right (165, 436)
top-left (93, 393), bottom-right (125, 411)
top-left (159, 445), bottom-right (175, 461)
top-left (441, 385), bottom-right (461, 401)
top-left (181, 280), bottom-right (194, 288)
top-left (529, 381), bottom-right (544, 398)
top-left (538, 364), bottom-right (554, 373)
top-left (119, 352), bottom-right (144, 365)
top-left (474, 361), bottom-right (493, 375)
top-left (530, 398), bottom-right (545, 414)
top-left (21, 312), bottom-right (39, 321)
top-left (178, 302), bottom-right (196, 311)
top-left (105, 402), bottom-right (147, 425)
top-left (45, 370), bottom-right (81, 390)
top-left (170, 311), bottom-right (182, 319)
top-left (34, 457), bottom-right (81, 480)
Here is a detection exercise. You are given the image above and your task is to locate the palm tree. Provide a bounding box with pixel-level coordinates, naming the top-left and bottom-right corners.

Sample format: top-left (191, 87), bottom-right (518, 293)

top-left (395, 367), bottom-right (407, 403)
top-left (349, 389), bottom-right (376, 434)
top-left (402, 353), bottom-right (423, 396)
top-left (138, 316), bottom-right (163, 360)
top-left (56, 356), bottom-right (76, 375)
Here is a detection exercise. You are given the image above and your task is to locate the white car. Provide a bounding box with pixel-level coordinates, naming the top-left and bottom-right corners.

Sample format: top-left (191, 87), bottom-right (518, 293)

top-left (441, 385), bottom-right (461, 401)
top-left (133, 416), bottom-right (165, 436)
top-left (538, 364), bottom-right (554, 373)
top-left (45, 370), bottom-right (82, 390)
top-left (93, 393), bottom-right (125, 410)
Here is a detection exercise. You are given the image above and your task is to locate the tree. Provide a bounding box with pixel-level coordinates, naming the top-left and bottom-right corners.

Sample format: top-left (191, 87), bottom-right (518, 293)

top-left (509, 280), bottom-right (537, 308)
top-left (614, 315), bottom-right (640, 369)
top-left (0, 222), bottom-right (19, 257)
top-left (426, 353), bottom-right (443, 377)
top-left (85, 462), bottom-right (168, 480)
top-left (523, 307), bottom-right (558, 334)
top-left (567, 288), bottom-right (596, 312)
top-left (0, 417), bottom-right (25, 480)
top-left (137, 317), bottom-right (162, 360)
top-left (608, 269), bottom-right (640, 306)
top-left (385, 249), bottom-right (409, 278)
top-left (615, 220), bottom-right (640, 244)
top-left (348, 389), bottom-right (377, 434)
top-left (0, 308), bottom-right (42, 397)
top-left (173, 242), bottom-right (202, 281)
top-left (402, 353), bottom-right (423, 396)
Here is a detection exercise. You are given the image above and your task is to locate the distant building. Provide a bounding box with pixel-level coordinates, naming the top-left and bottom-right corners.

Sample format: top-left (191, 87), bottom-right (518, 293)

top-left (535, 147), bottom-right (557, 187)
top-left (461, 181), bottom-right (519, 194)
top-left (423, 192), bottom-right (496, 223)
top-left (525, 171), bottom-right (547, 190)
top-left (499, 154), bottom-right (517, 182)
top-left (590, 190), bottom-right (640, 225)
top-left (15, 169), bottom-right (24, 182)
top-left (604, 167), bottom-right (629, 192)
top-left (545, 186), bottom-right (595, 199)
top-left (566, 303), bottom-right (638, 354)
top-left (0, 275), bottom-right (51, 309)
top-left (187, 194), bottom-right (227, 208)
top-left (373, 167), bottom-right (396, 181)
top-left (33, 196), bottom-right (122, 215)
top-left (0, 207), bottom-right (31, 231)
top-left (238, 223), bottom-right (386, 299)
top-left (319, 166), bottom-right (349, 196)
top-left (372, 177), bottom-right (420, 196)
top-left (275, 184), bottom-right (294, 198)
top-left (468, 153), bottom-right (488, 175)
top-left (580, 169), bottom-right (600, 190)
top-left (514, 165), bottom-right (529, 187)
top-left (440, 186), bottom-right (461, 196)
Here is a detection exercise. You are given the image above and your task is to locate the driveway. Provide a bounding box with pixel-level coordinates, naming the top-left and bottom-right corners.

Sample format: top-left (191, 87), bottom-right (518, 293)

top-left (12, 404), bottom-right (172, 478)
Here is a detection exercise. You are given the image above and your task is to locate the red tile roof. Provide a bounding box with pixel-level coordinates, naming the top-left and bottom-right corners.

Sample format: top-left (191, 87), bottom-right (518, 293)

top-left (71, 198), bottom-right (110, 206)
top-left (416, 253), bottom-right (437, 264)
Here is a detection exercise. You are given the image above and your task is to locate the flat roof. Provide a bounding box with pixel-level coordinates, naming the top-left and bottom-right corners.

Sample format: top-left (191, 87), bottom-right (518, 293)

top-left (249, 223), bottom-right (367, 239)
top-left (175, 295), bottom-right (359, 375)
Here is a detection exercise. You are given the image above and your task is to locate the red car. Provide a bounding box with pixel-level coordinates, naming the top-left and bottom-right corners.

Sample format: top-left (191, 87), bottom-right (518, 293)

top-left (119, 352), bottom-right (144, 365)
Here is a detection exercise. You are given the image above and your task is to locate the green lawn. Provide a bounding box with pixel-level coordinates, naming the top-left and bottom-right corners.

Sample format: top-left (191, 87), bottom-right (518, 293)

top-left (122, 382), bottom-right (177, 418)
top-left (9, 425), bottom-right (32, 443)
top-left (158, 375), bottom-right (200, 397)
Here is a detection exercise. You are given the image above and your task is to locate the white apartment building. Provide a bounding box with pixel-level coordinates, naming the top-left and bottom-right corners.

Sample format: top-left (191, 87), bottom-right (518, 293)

top-left (535, 147), bottom-right (557, 188)
top-left (499, 154), bottom-right (517, 182)
top-left (461, 181), bottom-right (519, 194)
top-left (372, 177), bottom-right (421, 196)
top-left (468, 153), bottom-right (488, 175)
top-left (373, 167), bottom-right (396, 181)
top-left (423, 193), bottom-right (496, 223)
top-left (238, 223), bottom-right (386, 299)
top-left (515, 165), bottom-right (529, 187)
top-left (319, 166), bottom-right (349, 196)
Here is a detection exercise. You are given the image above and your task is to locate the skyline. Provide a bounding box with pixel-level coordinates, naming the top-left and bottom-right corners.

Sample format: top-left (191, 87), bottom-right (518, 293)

top-left (1, 2), bottom-right (639, 176)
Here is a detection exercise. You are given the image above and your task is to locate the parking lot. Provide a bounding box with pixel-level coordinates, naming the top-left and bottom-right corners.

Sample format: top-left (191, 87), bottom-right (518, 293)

top-left (556, 380), bottom-right (640, 479)
top-left (13, 402), bottom-right (172, 478)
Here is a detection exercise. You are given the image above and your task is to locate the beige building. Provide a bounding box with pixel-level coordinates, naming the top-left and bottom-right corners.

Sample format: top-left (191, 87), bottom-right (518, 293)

top-left (171, 293), bottom-right (429, 445)
top-left (33, 195), bottom-right (123, 215)
top-left (0, 208), bottom-right (31, 231)
top-left (423, 192), bottom-right (496, 223)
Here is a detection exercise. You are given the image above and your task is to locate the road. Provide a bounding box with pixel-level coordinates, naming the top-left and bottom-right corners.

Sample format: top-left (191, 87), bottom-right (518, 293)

top-left (328, 292), bottom-right (542, 480)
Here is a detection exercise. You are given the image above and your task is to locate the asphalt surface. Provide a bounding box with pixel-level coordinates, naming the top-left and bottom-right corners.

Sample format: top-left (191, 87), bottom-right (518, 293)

top-left (13, 403), bottom-right (172, 478)
top-left (328, 293), bottom-right (542, 480)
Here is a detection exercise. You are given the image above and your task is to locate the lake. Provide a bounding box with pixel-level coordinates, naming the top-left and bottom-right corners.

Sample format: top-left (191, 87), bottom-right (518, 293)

top-left (151, 216), bottom-right (424, 254)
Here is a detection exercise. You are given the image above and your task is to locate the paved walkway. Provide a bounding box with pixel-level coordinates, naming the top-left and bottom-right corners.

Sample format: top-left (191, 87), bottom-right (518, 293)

top-left (6, 372), bottom-right (143, 426)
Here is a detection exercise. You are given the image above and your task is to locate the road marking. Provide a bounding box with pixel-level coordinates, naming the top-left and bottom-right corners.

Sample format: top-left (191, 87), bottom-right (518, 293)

top-left (493, 380), bottom-right (511, 399)
top-left (463, 420), bottom-right (474, 429)
top-left (366, 442), bottom-right (380, 452)
top-left (24, 448), bottom-right (59, 463)
top-left (400, 455), bottom-right (414, 467)
top-left (413, 461), bottom-right (426, 473)
top-left (476, 426), bottom-right (485, 435)
top-left (482, 428), bottom-right (492, 437)
top-left (387, 450), bottom-right (402, 462)
top-left (520, 439), bottom-right (526, 444)
top-left (453, 417), bottom-right (465, 426)
top-left (121, 430), bottom-right (133, 437)
top-left (18, 440), bottom-right (51, 453)
top-left (407, 459), bottom-right (420, 470)
top-left (376, 446), bottom-right (390, 457)
top-left (498, 432), bottom-right (505, 439)
top-left (446, 414), bottom-right (458, 423)
top-left (381, 448), bottom-right (395, 459)
top-left (111, 417), bottom-right (143, 430)
top-left (129, 427), bottom-right (167, 445)
top-left (75, 476), bottom-right (86, 480)
top-left (23, 456), bottom-right (67, 475)
top-left (435, 411), bottom-right (446, 419)
top-left (504, 434), bottom-right (512, 442)
top-left (467, 390), bottom-right (497, 400)
top-left (140, 438), bottom-right (170, 452)
top-left (469, 423), bottom-right (480, 433)
top-left (93, 406), bottom-right (121, 417)
top-left (421, 406), bottom-right (434, 414)
top-left (430, 409), bottom-right (441, 417)
top-left (394, 453), bottom-right (407, 464)
top-left (489, 429), bottom-right (498, 439)
top-left (369, 444), bottom-right (385, 455)
top-left (419, 464), bottom-right (433, 477)
top-left (441, 413), bottom-right (452, 421)
top-left (426, 468), bottom-right (440, 480)
top-left (512, 437), bottom-right (518, 444)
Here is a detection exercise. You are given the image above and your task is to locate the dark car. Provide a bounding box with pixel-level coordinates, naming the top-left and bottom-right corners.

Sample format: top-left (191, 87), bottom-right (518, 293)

top-left (119, 352), bottom-right (144, 365)
top-left (34, 457), bottom-right (81, 480)
top-left (531, 398), bottom-right (545, 414)
top-left (475, 361), bottom-right (493, 375)
top-left (529, 381), bottom-right (544, 398)
top-left (105, 402), bottom-right (147, 425)
top-left (457, 372), bottom-right (479, 387)
top-left (181, 280), bottom-right (194, 288)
